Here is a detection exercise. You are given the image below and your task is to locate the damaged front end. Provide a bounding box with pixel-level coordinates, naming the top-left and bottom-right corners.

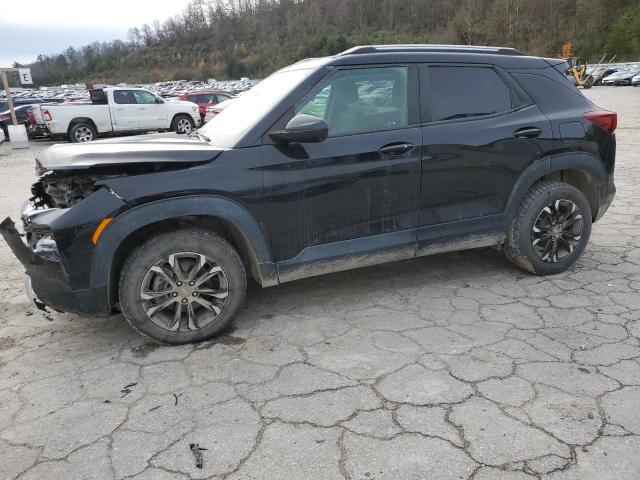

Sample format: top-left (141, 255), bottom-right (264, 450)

top-left (31, 171), bottom-right (111, 209)
top-left (2, 135), bottom-right (223, 317)
top-left (1, 172), bottom-right (130, 317)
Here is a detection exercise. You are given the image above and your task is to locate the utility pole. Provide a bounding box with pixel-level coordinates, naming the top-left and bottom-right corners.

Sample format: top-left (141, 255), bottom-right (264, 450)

top-left (0, 69), bottom-right (18, 125)
top-left (1, 67), bottom-right (33, 149)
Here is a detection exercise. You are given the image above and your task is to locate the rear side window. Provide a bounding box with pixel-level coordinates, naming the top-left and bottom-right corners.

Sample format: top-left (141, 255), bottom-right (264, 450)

top-left (512, 73), bottom-right (592, 115)
top-left (113, 90), bottom-right (136, 104)
top-left (429, 66), bottom-right (512, 122)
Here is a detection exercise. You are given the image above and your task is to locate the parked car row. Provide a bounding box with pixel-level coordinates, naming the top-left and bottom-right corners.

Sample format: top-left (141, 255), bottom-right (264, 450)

top-left (601, 67), bottom-right (640, 86)
top-left (0, 77), bottom-right (253, 142)
top-left (148, 78), bottom-right (258, 98)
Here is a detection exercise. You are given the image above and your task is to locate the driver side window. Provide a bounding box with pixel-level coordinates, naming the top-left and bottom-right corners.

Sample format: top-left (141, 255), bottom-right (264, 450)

top-left (296, 66), bottom-right (408, 137)
top-left (133, 91), bottom-right (160, 104)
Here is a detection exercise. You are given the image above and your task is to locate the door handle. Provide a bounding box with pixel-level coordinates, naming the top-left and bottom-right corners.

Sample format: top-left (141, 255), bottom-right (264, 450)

top-left (379, 142), bottom-right (414, 156)
top-left (513, 127), bottom-right (542, 139)
top-left (138, 107), bottom-right (147, 111)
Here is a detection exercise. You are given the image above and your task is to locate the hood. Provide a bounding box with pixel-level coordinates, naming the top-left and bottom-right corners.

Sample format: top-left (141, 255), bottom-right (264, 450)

top-left (619, 71), bottom-right (640, 79)
top-left (36, 132), bottom-right (224, 172)
top-left (167, 99), bottom-right (199, 107)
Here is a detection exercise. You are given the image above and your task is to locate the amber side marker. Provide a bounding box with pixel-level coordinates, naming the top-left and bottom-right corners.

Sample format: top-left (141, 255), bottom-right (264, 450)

top-left (92, 217), bottom-right (113, 245)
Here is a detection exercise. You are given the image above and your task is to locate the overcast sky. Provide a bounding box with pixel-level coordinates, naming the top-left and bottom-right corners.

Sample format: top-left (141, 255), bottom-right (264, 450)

top-left (0, 0), bottom-right (190, 67)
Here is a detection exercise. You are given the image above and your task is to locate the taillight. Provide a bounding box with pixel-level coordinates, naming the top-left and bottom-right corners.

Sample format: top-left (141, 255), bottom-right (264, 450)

top-left (584, 110), bottom-right (617, 134)
top-left (41, 109), bottom-right (53, 121)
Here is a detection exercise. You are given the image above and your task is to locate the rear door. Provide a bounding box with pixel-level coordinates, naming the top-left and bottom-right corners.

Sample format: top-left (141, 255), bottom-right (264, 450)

top-left (418, 64), bottom-right (552, 243)
top-left (111, 90), bottom-right (139, 130)
top-left (132, 90), bottom-right (167, 129)
top-left (262, 65), bottom-right (422, 272)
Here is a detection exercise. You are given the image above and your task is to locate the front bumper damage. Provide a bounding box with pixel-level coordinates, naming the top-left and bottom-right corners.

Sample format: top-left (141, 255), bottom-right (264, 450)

top-left (0, 216), bottom-right (110, 316)
top-left (24, 273), bottom-right (58, 320)
top-left (1, 185), bottom-right (129, 317)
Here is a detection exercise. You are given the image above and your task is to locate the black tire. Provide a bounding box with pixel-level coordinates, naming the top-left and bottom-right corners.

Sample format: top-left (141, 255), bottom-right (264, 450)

top-left (170, 114), bottom-right (194, 134)
top-left (504, 181), bottom-right (592, 275)
top-left (119, 229), bottom-right (247, 344)
top-left (69, 122), bottom-right (97, 143)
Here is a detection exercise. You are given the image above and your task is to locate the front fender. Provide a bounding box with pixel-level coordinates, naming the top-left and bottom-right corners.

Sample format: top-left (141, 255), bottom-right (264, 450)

top-left (90, 194), bottom-right (278, 295)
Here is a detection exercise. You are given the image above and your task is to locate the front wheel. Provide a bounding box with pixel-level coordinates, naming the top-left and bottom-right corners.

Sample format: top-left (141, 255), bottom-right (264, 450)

top-left (504, 181), bottom-right (592, 275)
top-left (171, 115), bottom-right (194, 134)
top-left (119, 229), bottom-right (247, 344)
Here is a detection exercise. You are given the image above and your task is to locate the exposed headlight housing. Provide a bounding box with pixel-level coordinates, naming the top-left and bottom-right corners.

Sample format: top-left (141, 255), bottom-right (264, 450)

top-left (33, 235), bottom-right (60, 260)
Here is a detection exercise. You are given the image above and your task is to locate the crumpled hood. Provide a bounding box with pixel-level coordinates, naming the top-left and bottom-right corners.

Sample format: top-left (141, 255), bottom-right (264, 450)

top-left (36, 132), bottom-right (224, 172)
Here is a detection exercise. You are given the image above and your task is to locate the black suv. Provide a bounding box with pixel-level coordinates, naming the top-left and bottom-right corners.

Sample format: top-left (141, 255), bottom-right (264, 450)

top-left (1, 45), bottom-right (617, 344)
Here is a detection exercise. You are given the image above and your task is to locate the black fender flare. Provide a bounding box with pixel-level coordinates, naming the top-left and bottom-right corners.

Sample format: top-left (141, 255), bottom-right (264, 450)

top-left (504, 152), bottom-right (607, 219)
top-left (90, 194), bottom-right (278, 295)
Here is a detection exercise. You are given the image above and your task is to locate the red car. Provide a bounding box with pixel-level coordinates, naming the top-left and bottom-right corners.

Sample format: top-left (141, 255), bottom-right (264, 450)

top-left (178, 91), bottom-right (233, 120)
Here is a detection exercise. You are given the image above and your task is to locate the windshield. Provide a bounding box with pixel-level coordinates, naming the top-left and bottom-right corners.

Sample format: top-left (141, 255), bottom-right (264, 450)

top-left (199, 67), bottom-right (314, 148)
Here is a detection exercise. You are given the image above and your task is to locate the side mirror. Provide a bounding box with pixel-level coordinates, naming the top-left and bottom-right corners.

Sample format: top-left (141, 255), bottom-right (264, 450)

top-left (155, 97), bottom-right (164, 104)
top-left (269, 114), bottom-right (329, 144)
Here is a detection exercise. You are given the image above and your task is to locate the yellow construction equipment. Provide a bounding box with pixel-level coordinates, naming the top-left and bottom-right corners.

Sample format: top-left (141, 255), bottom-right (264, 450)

top-left (559, 42), bottom-right (594, 89)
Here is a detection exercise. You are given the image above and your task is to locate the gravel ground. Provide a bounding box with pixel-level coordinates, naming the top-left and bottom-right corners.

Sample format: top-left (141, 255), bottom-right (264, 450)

top-left (0, 87), bottom-right (639, 480)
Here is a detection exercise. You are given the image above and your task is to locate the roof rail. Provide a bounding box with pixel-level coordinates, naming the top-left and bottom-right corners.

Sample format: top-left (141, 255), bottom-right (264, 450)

top-left (337, 45), bottom-right (524, 57)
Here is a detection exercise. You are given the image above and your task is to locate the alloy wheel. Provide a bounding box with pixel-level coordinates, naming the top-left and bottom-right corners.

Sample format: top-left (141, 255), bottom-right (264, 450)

top-left (139, 252), bottom-right (229, 332)
top-left (177, 118), bottom-right (193, 133)
top-left (531, 199), bottom-right (583, 263)
top-left (74, 126), bottom-right (94, 142)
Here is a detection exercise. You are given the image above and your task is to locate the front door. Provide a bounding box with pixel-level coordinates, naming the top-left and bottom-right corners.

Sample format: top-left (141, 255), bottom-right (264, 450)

top-left (132, 90), bottom-right (167, 130)
top-left (261, 66), bottom-right (422, 279)
top-left (111, 90), bottom-right (139, 131)
top-left (418, 65), bottom-right (553, 247)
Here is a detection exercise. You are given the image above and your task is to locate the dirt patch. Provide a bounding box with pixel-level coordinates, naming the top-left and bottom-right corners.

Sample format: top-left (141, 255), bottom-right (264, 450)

top-left (0, 336), bottom-right (16, 351)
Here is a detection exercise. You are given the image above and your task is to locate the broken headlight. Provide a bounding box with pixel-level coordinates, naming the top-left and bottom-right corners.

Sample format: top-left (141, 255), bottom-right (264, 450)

top-left (33, 234), bottom-right (60, 260)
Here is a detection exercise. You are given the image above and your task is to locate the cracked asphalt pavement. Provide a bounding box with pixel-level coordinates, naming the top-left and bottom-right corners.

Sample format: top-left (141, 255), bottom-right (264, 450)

top-left (1, 87), bottom-right (639, 479)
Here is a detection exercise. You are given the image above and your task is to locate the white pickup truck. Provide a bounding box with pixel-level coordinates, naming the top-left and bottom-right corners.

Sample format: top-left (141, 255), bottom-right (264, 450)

top-left (36, 87), bottom-right (201, 142)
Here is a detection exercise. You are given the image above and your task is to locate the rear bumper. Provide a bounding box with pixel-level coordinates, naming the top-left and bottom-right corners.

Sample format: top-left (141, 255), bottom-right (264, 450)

top-left (0, 216), bottom-right (110, 316)
top-left (595, 176), bottom-right (616, 222)
top-left (28, 124), bottom-right (49, 138)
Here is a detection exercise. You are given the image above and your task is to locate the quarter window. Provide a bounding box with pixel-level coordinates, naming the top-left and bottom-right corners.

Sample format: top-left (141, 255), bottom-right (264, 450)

top-left (429, 67), bottom-right (512, 122)
top-left (296, 66), bottom-right (408, 136)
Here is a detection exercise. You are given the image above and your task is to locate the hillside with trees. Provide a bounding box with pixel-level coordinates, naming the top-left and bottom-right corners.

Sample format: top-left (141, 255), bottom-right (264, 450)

top-left (17, 0), bottom-right (640, 86)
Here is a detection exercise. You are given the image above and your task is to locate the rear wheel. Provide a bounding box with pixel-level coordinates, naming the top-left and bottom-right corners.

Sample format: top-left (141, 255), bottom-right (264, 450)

top-left (119, 229), bottom-right (246, 344)
top-left (69, 122), bottom-right (96, 143)
top-left (171, 115), bottom-right (194, 134)
top-left (504, 181), bottom-right (592, 275)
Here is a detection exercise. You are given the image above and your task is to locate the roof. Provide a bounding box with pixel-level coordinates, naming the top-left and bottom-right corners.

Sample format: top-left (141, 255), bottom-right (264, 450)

top-left (279, 44), bottom-right (552, 74)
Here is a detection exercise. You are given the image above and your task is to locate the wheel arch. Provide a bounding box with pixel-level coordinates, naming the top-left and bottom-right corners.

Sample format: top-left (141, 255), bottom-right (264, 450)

top-left (170, 112), bottom-right (194, 128)
top-left (67, 117), bottom-right (98, 136)
top-left (90, 195), bottom-right (278, 311)
top-left (506, 152), bottom-right (607, 221)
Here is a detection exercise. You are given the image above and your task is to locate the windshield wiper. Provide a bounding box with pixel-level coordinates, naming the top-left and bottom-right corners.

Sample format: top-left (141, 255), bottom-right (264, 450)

top-left (189, 130), bottom-right (211, 143)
